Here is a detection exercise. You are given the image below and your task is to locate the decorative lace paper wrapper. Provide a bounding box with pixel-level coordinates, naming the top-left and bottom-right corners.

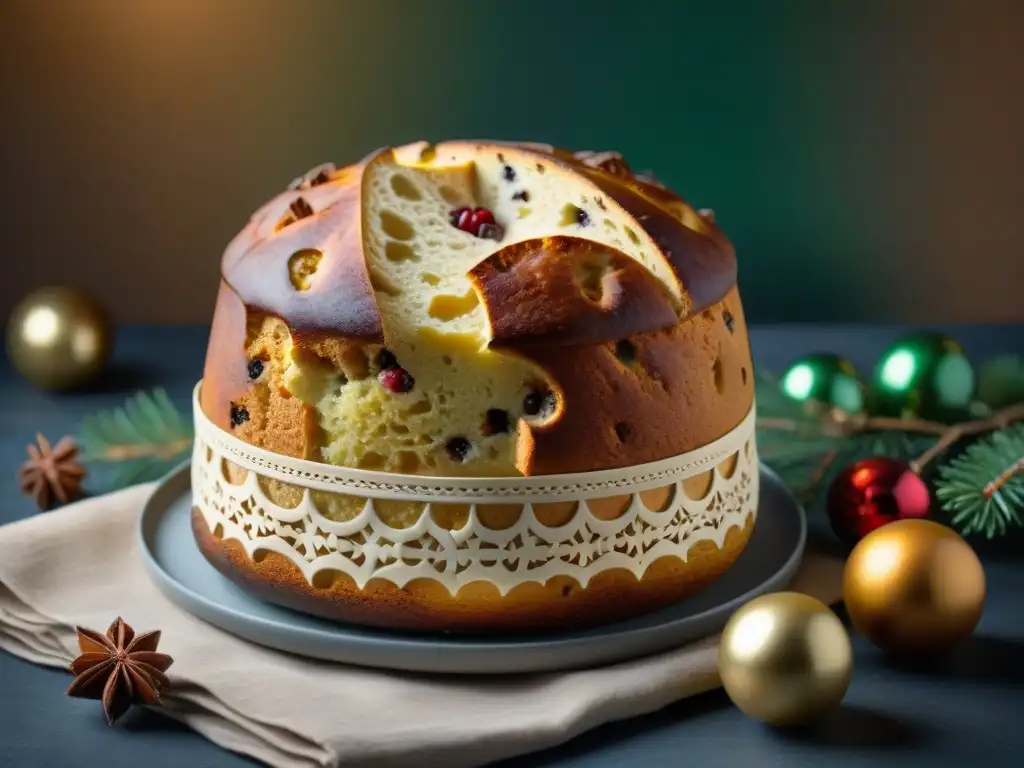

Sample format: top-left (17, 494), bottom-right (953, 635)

top-left (192, 385), bottom-right (758, 596)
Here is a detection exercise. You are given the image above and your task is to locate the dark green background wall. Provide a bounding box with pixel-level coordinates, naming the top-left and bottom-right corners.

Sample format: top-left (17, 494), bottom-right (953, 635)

top-left (1, 0), bottom-right (1021, 323)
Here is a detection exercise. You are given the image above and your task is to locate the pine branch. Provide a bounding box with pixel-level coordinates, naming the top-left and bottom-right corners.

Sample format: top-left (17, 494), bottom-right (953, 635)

top-left (78, 389), bottom-right (193, 489)
top-left (756, 371), bottom-right (939, 510)
top-left (935, 424), bottom-right (1024, 538)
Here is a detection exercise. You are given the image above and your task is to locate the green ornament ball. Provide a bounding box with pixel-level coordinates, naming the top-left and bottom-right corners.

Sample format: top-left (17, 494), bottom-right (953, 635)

top-left (868, 332), bottom-right (975, 420)
top-left (781, 353), bottom-right (866, 415)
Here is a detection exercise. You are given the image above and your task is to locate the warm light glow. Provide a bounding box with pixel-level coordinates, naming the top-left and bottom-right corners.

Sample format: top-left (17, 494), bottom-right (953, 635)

top-left (861, 539), bottom-right (902, 580)
top-left (782, 364), bottom-right (814, 400)
top-left (880, 349), bottom-right (916, 389)
top-left (731, 607), bottom-right (777, 659)
top-left (853, 467), bottom-right (875, 486)
top-left (71, 325), bottom-right (99, 363)
top-left (23, 306), bottom-right (60, 346)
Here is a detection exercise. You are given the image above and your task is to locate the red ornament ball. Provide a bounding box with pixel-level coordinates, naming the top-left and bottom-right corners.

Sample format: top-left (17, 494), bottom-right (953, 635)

top-left (826, 457), bottom-right (931, 544)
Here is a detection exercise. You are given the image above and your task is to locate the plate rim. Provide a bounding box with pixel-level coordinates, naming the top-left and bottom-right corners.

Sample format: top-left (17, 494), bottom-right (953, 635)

top-left (138, 461), bottom-right (806, 671)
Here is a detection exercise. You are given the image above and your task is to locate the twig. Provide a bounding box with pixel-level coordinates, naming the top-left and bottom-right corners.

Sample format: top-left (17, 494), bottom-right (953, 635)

top-left (910, 403), bottom-right (1024, 472)
top-left (88, 438), bottom-right (194, 462)
top-left (984, 457), bottom-right (1024, 499)
top-left (759, 403), bottom-right (1024, 474)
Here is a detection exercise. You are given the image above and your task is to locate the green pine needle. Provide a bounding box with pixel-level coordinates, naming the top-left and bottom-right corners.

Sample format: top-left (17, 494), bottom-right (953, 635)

top-left (78, 389), bottom-right (193, 489)
top-left (935, 424), bottom-right (1024, 539)
top-left (756, 371), bottom-right (938, 511)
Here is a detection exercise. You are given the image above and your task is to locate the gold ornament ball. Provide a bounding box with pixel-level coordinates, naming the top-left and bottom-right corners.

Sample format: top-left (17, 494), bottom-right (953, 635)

top-left (843, 518), bottom-right (985, 654)
top-left (718, 592), bottom-right (853, 726)
top-left (5, 286), bottom-right (113, 391)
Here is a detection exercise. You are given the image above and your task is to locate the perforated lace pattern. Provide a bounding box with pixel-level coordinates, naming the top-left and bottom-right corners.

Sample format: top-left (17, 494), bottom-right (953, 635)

top-left (192, 384), bottom-right (758, 595)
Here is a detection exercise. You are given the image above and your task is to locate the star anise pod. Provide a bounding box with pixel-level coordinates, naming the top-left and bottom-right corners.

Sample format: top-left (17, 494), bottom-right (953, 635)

top-left (18, 433), bottom-right (86, 510)
top-left (66, 617), bottom-right (174, 725)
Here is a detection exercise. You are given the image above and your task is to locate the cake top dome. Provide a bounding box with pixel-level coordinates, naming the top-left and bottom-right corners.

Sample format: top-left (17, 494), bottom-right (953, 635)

top-left (221, 140), bottom-right (736, 344)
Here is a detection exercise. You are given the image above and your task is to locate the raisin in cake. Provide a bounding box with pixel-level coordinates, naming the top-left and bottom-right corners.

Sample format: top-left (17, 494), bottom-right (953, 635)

top-left (194, 140), bottom-right (756, 631)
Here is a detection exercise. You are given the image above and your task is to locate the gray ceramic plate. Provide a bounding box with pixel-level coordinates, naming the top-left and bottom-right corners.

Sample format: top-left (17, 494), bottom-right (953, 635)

top-left (138, 463), bottom-right (805, 675)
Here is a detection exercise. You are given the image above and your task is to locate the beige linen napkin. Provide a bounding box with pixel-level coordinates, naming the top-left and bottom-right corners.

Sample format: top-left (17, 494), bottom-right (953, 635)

top-left (0, 485), bottom-right (844, 768)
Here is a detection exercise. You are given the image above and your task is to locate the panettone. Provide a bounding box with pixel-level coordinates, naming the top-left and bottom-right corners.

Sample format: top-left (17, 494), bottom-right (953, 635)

top-left (193, 140), bottom-right (757, 632)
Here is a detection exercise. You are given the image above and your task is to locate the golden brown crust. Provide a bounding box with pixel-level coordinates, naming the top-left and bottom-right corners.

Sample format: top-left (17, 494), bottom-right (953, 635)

top-left (499, 141), bottom-right (737, 314)
top-left (192, 507), bottom-right (755, 633)
top-left (200, 281), bottom-right (251, 433)
top-left (221, 150), bottom-right (387, 341)
top-left (513, 287), bottom-right (753, 475)
top-left (576, 168), bottom-right (737, 315)
top-left (470, 236), bottom-right (678, 348)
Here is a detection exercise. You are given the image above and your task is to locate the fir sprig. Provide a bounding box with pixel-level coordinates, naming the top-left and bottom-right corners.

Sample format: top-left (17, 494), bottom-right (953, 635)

top-left (757, 369), bottom-right (1024, 539)
top-left (755, 373), bottom-right (937, 505)
top-left (78, 389), bottom-right (193, 489)
top-left (935, 424), bottom-right (1024, 538)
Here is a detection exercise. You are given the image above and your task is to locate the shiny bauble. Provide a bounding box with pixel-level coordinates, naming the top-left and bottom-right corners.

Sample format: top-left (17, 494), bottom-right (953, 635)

top-left (780, 353), bottom-right (865, 416)
top-left (718, 592), bottom-right (853, 726)
top-left (976, 354), bottom-right (1024, 410)
top-left (826, 457), bottom-right (930, 545)
top-left (844, 519), bottom-right (985, 654)
top-left (868, 332), bottom-right (974, 420)
top-left (5, 286), bottom-right (112, 391)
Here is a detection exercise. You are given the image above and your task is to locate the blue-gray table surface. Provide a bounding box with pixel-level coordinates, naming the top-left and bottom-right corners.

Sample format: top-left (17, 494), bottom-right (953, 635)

top-left (1, 324), bottom-right (1023, 768)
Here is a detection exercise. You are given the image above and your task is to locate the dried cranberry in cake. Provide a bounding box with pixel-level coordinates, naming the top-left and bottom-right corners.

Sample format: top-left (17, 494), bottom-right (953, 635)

top-left (477, 222), bottom-right (503, 241)
top-left (247, 358), bottom-right (265, 381)
top-left (523, 389), bottom-right (556, 419)
top-left (376, 348), bottom-right (399, 371)
top-left (471, 207), bottom-right (495, 228)
top-left (723, 310), bottom-right (735, 334)
top-left (378, 367), bottom-right (414, 394)
top-left (229, 403), bottom-right (250, 427)
top-left (482, 408), bottom-right (510, 436)
top-left (445, 437), bottom-right (471, 462)
top-left (449, 206), bottom-right (502, 239)
top-left (450, 206), bottom-right (473, 232)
